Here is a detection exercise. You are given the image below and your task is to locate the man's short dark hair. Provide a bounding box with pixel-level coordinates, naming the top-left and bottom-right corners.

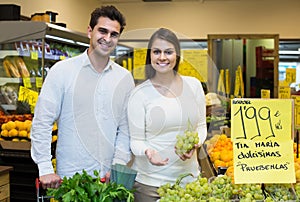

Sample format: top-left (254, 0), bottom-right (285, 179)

top-left (89, 5), bottom-right (126, 33)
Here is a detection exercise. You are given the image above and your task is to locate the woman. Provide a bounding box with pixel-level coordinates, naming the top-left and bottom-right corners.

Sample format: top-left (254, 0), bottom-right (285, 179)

top-left (127, 28), bottom-right (207, 202)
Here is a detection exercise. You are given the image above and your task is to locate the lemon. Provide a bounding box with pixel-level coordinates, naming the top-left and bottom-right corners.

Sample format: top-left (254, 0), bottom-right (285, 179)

top-left (1, 130), bottom-right (9, 137)
top-left (25, 120), bottom-right (32, 132)
top-left (16, 121), bottom-right (27, 131)
top-left (1, 123), bottom-right (7, 130)
top-left (8, 129), bottom-right (18, 137)
top-left (6, 121), bottom-right (16, 131)
top-left (18, 130), bottom-right (28, 138)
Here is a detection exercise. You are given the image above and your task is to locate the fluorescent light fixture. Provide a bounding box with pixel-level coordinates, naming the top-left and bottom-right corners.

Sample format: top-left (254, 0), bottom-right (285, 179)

top-left (76, 41), bottom-right (90, 47)
top-left (45, 34), bottom-right (76, 44)
top-left (279, 50), bottom-right (300, 55)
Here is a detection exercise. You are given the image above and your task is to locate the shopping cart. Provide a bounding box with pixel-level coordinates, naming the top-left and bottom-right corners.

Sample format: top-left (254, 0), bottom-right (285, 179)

top-left (35, 178), bottom-right (55, 202)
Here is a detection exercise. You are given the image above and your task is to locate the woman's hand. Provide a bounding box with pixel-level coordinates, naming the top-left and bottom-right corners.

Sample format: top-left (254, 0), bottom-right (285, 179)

top-left (145, 148), bottom-right (169, 166)
top-left (176, 143), bottom-right (201, 161)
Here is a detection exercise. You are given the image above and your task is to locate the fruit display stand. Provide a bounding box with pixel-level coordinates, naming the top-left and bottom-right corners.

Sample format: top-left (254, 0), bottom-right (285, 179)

top-left (0, 21), bottom-right (88, 202)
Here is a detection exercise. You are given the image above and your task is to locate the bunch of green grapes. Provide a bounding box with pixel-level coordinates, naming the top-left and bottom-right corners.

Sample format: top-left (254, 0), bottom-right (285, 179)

top-left (294, 183), bottom-right (300, 199)
top-left (232, 183), bottom-right (264, 201)
top-left (184, 175), bottom-right (212, 200)
top-left (158, 174), bottom-right (212, 202)
top-left (175, 130), bottom-right (199, 156)
top-left (158, 173), bottom-right (194, 201)
top-left (264, 183), bottom-right (295, 201)
top-left (209, 175), bottom-right (233, 200)
top-left (158, 184), bottom-right (185, 202)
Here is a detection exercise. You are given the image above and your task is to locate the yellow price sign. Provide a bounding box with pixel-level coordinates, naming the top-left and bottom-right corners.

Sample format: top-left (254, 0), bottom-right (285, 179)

top-left (231, 98), bottom-right (295, 184)
top-left (286, 68), bottom-right (296, 84)
top-left (128, 58), bottom-right (132, 72)
top-left (22, 77), bottom-right (32, 89)
top-left (291, 95), bottom-right (300, 128)
top-left (133, 48), bottom-right (146, 80)
top-left (231, 98), bottom-right (293, 141)
top-left (233, 139), bottom-right (295, 184)
top-left (18, 86), bottom-right (38, 107)
top-left (278, 86), bottom-right (291, 98)
top-left (30, 51), bottom-right (38, 60)
top-left (261, 89), bottom-right (270, 98)
top-left (35, 77), bottom-right (43, 88)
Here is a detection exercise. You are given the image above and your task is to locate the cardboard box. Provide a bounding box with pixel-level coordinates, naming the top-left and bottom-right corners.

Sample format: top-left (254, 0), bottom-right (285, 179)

top-left (0, 140), bottom-right (31, 151)
top-left (198, 146), bottom-right (216, 178)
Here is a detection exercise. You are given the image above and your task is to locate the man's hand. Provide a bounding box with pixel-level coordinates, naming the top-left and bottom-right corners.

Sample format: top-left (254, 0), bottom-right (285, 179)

top-left (145, 148), bottom-right (169, 166)
top-left (40, 173), bottom-right (62, 189)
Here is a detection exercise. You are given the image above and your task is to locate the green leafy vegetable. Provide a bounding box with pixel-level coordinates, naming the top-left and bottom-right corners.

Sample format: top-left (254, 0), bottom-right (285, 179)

top-left (46, 170), bottom-right (134, 202)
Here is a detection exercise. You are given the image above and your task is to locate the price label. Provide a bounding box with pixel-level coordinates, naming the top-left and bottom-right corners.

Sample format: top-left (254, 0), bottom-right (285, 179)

top-left (18, 86), bottom-right (38, 107)
top-left (278, 86), bottom-right (291, 99)
top-left (292, 95), bottom-right (300, 128)
top-left (35, 77), bottom-right (43, 88)
top-left (30, 51), bottom-right (38, 60)
top-left (128, 58), bottom-right (132, 72)
top-left (261, 89), bottom-right (270, 98)
top-left (133, 48), bottom-right (146, 80)
top-left (22, 77), bottom-right (32, 89)
top-left (286, 68), bottom-right (296, 83)
top-left (231, 98), bottom-right (295, 184)
top-left (231, 98), bottom-right (293, 141)
top-left (233, 139), bottom-right (295, 184)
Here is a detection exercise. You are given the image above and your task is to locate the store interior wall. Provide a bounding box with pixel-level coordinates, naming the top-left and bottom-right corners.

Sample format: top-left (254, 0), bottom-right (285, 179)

top-left (0, 0), bottom-right (300, 40)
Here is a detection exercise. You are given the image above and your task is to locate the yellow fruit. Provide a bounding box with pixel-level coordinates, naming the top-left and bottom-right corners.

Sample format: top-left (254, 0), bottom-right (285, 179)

top-left (12, 138), bottom-right (19, 141)
top-left (1, 123), bottom-right (7, 130)
top-left (18, 130), bottom-right (28, 138)
top-left (24, 120), bottom-right (32, 132)
top-left (16, 121), bottom-right (27, 131)
top-left (0, 137), bottom-right (4, 141)
top-left (20, 139), bottom-right (28, 142)
top-left (296, 170), bottom-right (300, 181)
top-left (8, 129), bottom-right (18, 137)
top-left (27, 132), bottom-right (30, 139)
top-left (1, 130), bottom-right (9, 137)
top-left (6, 121), bottom-right (16, 130)
top-left (52, 135), bottom-right (58, 143)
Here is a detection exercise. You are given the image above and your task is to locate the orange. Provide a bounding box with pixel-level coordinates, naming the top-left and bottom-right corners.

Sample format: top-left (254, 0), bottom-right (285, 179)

top-left (214, 159), bottom-right (226, 168)
top-left (220, 150), bottom-right (233, 162)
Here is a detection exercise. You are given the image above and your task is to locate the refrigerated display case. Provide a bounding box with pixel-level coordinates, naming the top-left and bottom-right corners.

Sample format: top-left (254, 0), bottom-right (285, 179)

top-left (0, 20), bottom-right (89, 202)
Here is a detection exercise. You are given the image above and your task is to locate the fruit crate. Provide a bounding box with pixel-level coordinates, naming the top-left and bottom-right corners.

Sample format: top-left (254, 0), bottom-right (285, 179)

top-left (0, 140), bottom-right (31, 150)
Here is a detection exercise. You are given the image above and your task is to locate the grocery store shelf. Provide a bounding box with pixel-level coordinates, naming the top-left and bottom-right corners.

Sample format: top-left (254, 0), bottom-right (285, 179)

top-left (0, 50), bottom-right (19, 59)
top-left (0, 77), bottom-right (20, 86)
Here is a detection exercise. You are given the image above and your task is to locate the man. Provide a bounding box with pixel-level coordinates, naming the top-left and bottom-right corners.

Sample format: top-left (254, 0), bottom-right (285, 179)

top-left (31, 5), bottom-right (135, 189)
